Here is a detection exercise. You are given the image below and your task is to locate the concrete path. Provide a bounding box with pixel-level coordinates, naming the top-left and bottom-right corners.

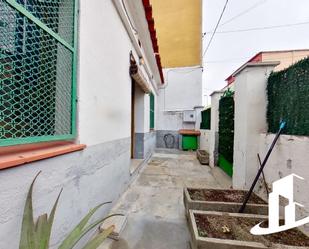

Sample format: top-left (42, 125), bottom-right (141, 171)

top-left (100, 149), bottom-right (232, 249)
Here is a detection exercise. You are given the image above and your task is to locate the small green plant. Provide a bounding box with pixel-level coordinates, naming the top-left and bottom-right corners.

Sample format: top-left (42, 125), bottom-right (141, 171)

top-left (19, 171), bottom-right (121, 249)
top-left (222, 88), bottom-right (234, 98)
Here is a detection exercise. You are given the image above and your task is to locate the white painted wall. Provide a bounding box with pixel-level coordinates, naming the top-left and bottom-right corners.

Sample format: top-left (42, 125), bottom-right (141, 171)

top-left (200, 129), bottom-right (211, 152)
top-left (78, 0), bottom-right (159, 146)
top-left (208, 91), bottom-right (224, 167)
top-left (78, 0), bottom-right (133, 146)
top-left (232, 62), bottom-right (278, 189)
top-left (161, 67), bottom-right (202, 111)
top-left (134, 84), bottom-right (145, 133)
top-left (144, 93), bottom-right (151, 132)
top-left (157, 66), bottom-right (203, 131)
top-left (0, 1), bottom-right (160, 248)
top-left (257, 134), bottom-right (309, 233)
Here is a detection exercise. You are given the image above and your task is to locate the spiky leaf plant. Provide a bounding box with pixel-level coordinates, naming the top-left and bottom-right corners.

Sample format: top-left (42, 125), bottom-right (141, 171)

top-left (19, 171), bottom-right (122, 249)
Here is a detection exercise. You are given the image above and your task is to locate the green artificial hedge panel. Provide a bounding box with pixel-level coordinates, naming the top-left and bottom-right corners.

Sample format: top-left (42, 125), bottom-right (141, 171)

top-left (218, 96), bottom-right (235, 164)
top-left (200, 108), bottom-right (211, 129)
top-left (267, 57), bottom-right (309, 135)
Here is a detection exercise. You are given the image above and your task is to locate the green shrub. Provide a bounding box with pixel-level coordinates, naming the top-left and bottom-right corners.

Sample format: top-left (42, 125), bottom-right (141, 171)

top-left (200, 108), bottom-right (211, 129)
top-left (218, 95), bottom-right (234, 164)
top-left (267, 57), bottom-right (309, 135)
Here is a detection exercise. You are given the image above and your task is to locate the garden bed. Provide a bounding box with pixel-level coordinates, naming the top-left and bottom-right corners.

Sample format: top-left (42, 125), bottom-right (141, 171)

top-left (189, 210), bottom-right (309, 249)
top-left (184, 188), bottom-right (268, 215)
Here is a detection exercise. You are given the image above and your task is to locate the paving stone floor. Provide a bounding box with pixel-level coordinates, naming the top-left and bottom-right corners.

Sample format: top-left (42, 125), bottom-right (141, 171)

top-left (100, 149), bottom-right (232, 249)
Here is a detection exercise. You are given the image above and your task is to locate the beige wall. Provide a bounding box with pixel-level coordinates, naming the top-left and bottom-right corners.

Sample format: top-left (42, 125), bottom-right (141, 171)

top-left (151, 0), bottom-right (202, 68)
top-left (262, 50), bottom-right (309, 72)
top-left (224, 50), bottom-right (309, 90)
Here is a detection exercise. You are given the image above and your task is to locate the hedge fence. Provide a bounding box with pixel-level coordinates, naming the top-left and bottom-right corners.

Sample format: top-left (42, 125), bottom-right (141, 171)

top-left (267, 57), bottom-right (309, 136)
top-left (218, 95), bottom-right (234, 164)
top-left (200, 108), bottom-right (211, 129)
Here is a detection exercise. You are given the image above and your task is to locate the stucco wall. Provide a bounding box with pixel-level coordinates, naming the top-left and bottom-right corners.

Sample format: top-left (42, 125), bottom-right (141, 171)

top-left (207, 91), bottom-right (224, 167)
top-left (156, 66), bottom-right (202, 134)
top-left (0, 138), bottom-right (132, 249)
top-left (233, 63), bottom-right (277, 189)
top-left (161, 67), bottom-right (202, 111)
top-left (78, 0), bottom-right (134, 146)
top-left (200, 129), bottom-right (211, 153)
top-left (257, 134), bottom-right (309, 233)
top-left (78, 0), bottom-right (157, 146)
top-left (134, 84), bottom-right (145, 133)
top-left (0, 0), bottom-right (158, 248)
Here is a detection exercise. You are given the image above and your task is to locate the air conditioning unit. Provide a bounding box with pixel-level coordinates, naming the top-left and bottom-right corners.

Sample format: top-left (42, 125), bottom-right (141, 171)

top-left (183, 110), bottom-right (196, 122)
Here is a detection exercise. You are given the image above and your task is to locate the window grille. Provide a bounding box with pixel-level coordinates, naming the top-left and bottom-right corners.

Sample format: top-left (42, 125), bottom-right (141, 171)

top-left (0, 0), bottom-right (78, 146)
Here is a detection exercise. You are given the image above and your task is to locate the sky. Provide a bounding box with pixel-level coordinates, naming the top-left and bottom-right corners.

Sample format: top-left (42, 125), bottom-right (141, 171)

top-left (202, 0), bottom-right (309, 105)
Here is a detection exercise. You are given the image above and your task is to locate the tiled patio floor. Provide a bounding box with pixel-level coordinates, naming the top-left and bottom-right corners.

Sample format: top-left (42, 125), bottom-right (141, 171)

top-left (100, 149), bottom-right (232, 249)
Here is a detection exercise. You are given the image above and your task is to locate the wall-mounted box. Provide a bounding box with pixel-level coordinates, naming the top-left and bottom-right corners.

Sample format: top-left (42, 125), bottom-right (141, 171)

top-left (183, 110), bottom-right (196, 122)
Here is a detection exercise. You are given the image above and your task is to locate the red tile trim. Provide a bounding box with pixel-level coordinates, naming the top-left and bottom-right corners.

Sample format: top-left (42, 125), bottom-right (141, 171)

top-left (0, 143), bottom-right (86, 170)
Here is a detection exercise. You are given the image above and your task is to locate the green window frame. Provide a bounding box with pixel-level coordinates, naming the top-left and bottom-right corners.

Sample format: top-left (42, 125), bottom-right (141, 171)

top-left (0, 0), bottom-right (78, 147)
top-left (149, 93), bottom-right (155, 129)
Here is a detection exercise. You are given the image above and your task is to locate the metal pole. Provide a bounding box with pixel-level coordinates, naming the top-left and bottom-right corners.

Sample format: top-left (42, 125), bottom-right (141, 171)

top-left (258, 153), bottom-right (269, 197)
top-left (239, 121), bottom-right (286, 213)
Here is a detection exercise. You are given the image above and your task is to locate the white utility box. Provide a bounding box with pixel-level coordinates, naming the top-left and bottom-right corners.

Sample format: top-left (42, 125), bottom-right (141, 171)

top-left (183, 110), bottom-right (196, 122)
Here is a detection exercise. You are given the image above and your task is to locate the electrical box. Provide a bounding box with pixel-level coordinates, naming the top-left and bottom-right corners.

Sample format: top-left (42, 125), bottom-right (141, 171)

top-left (183, 110), bottom-right (196, 122)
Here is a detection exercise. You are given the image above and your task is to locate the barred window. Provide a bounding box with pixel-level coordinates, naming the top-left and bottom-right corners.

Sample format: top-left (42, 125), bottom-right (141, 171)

top-left (0, 0), bottom-right (78, 146)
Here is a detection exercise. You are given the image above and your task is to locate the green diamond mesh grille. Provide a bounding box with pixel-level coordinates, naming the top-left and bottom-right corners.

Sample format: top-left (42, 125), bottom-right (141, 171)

top-left (23, 0), bottom-right (74, 45)
top-left (0, 0), bottom-right (76, 145)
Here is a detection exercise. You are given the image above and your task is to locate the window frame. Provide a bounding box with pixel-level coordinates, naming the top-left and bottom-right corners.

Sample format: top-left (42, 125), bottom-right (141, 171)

top-left (0, 0), bottom-right (79, 147)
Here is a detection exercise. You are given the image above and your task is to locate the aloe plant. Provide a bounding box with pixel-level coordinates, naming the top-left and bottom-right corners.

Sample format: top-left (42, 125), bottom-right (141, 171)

top-left (19, 171), bottom-right (122, 249)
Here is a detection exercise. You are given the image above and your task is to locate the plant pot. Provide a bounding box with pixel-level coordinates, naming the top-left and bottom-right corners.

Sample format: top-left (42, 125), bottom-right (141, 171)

top-left (188, 210), bottom-right (309, 249)
top-left (184, 188), bottom-right (268, 216)
top-left (197, 149), bottom-right (209, 165)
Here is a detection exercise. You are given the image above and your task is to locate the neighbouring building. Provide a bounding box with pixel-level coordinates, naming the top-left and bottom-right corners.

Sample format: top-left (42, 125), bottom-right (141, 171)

top-left (150, 0), bottom-right (204, 149)
top-left (224, 49), bottom-right (309, 91)
top-left (0, 0), bottom-right (164, 247)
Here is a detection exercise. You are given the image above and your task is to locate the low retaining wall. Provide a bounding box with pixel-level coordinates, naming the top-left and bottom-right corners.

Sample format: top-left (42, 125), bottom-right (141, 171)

top-left (257, 133), bottom-right (309, 234)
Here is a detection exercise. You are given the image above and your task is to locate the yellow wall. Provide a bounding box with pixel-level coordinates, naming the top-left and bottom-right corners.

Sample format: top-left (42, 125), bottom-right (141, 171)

top-left (151, 0), bottom-right (202, 68)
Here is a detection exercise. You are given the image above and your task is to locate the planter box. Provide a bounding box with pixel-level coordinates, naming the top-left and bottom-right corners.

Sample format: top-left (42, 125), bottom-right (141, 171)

top-left (197, 150), bottom-right (209, 165)
top-left (188, 210), bottom-right (309, 249)
top-left (184, 188), bottom-right (268, 216)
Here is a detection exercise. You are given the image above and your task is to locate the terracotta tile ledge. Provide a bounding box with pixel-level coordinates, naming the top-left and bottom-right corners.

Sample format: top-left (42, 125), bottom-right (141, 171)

top-left (0, 142), bottom-right (86, 170)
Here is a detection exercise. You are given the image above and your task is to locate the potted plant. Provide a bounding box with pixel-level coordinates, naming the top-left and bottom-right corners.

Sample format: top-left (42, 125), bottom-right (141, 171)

top-left (19, 172), bottom-right (122, 249)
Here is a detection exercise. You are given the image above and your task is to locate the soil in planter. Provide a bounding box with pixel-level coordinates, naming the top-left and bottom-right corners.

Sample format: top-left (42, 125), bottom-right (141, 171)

top-left (195, 214), bottom-right (309, 247)
top-left (188, 189), bottom-right (266, 204)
